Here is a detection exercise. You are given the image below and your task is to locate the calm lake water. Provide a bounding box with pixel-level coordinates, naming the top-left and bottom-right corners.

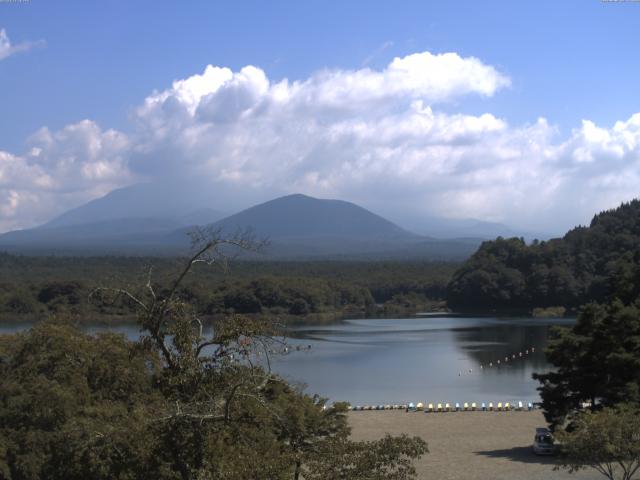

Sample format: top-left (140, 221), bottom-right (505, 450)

top-left (0, 315), bottom-right (573, 406)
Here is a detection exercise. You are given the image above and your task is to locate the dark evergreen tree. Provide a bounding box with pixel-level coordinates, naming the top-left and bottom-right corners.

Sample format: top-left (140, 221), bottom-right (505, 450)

top-left (534, 300), bottom-right (640, 429)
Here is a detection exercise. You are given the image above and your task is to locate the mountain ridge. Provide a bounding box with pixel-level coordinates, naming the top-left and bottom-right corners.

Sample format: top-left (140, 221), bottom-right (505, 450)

top-left (184, 193), bottom-right (419, 240)
top-left (0, 192), bottom-right (483, 259)
top-left (42, 183), bottom-right (226, 229)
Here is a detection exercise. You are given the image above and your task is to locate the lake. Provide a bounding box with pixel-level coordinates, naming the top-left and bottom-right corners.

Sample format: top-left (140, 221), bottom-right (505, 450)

top-left (0, 315), bottom-right (572, 406)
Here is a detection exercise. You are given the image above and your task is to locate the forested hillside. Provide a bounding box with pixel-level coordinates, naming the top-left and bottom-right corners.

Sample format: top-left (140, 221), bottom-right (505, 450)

top-left (447, 200), bottom-right (640, 312)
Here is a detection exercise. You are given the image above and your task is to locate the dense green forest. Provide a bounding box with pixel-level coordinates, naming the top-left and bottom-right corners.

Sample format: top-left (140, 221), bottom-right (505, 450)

top-left (0, 254), bottom-right (456, 322)
top-left (447, 200), bottom-right (640, 312)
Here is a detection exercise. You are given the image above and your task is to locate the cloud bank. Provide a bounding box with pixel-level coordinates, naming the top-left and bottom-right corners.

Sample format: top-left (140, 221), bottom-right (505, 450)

top-left (1, 50), bottom-right (639, 233)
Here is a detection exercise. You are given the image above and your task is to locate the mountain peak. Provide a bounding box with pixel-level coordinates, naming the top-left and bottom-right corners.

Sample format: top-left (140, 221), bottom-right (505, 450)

top-left (280, 193), bottom-right (314, 200)
top-left (210, 193), bottom-right (414, 240)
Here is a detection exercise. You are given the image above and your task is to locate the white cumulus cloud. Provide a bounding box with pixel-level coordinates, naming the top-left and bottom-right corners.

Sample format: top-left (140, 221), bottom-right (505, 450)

top-left (1, 50), bottom-right (639, 234)
top-left (0, 120), bottom-right (131, 231)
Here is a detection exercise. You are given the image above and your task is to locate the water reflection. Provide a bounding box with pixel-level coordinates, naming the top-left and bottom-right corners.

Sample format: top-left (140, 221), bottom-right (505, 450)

top-left (453, 321), bottom-right (556, 372)
top-left (1, 316), bottom-right (574, 406)
top-left (275, 316), bottom-right (575, 405)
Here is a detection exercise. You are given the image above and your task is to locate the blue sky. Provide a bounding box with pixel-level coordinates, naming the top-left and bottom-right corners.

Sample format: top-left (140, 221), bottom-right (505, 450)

top-left (1, 0), bottom-right (639, 232)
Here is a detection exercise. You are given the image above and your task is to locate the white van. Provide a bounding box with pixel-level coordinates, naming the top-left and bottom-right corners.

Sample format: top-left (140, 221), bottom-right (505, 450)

top-left (532, 427), bottom-right (556, 455)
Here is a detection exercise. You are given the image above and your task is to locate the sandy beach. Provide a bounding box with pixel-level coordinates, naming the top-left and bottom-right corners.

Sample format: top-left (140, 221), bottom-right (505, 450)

top-left (348, 410), bottom-right (602, 480)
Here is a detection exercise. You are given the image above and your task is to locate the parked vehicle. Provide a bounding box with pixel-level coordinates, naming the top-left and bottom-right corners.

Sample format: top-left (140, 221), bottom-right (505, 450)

top-left (532, 427), bottom-right (556, 455)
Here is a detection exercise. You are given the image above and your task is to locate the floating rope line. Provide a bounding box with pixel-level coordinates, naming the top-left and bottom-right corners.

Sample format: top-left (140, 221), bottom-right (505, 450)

top-left (476, 346), bottom-right (537, 371)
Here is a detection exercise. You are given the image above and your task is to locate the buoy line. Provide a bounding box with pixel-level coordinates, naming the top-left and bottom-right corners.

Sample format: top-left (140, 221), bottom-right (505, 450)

top-left (348, 401), bottom-right (536, 412)
top-left (467, 346), bottom-right (537, 373)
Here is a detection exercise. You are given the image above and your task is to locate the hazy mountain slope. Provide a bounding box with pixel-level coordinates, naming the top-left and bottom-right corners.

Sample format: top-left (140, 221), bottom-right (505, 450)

top-left (43, 183), bottom-right (224, 228)
top-left (0, 218), bottom-right (183, 248)
top-left (392, 213), bottom-right (551, 240)
top-left (208, 194), bottom-right (417, 239)
top-left (0, 191), bottom-right (483, 260)
top-left (0, 182), bottom-right (225, 253)
top-left (165, 194), bottom-right (481, 259)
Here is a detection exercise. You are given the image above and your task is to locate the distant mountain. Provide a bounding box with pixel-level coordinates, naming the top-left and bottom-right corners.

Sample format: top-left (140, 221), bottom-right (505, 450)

top-left (0, 182), bottom-right (227, 254)
top-left (180, 208), bottom-right (225, 227)
top-left (0, 218), bottom-right (186, 255)
top-left (43, 183), bottom-right (225, 229)
top-left (0, 191), bottom-right (482, 259)
top-left (165, 194), bottom-right (479, 260)
top-left (391, 213), bottom-right (550, 241)
top-left (210, 194), bottom-right (415, 239)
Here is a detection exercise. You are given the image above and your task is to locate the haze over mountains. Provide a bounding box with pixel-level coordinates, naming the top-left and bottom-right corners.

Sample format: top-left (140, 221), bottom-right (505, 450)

top-left (0, 183), bottom-right (543, 259)
top-left (42, 182), bottom-right (226, 229)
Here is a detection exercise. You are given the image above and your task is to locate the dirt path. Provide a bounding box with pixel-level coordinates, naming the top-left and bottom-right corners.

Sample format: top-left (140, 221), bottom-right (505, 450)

top-left (348, 410), bottom-right (602, 480)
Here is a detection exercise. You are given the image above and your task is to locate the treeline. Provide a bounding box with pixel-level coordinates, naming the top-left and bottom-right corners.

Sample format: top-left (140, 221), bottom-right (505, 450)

top-left (189, 276), bottom-right (375, 316)
top-left (0, 255), bottom-right (457, 320)
top-left (447, 200), bottom-right (640, 312)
